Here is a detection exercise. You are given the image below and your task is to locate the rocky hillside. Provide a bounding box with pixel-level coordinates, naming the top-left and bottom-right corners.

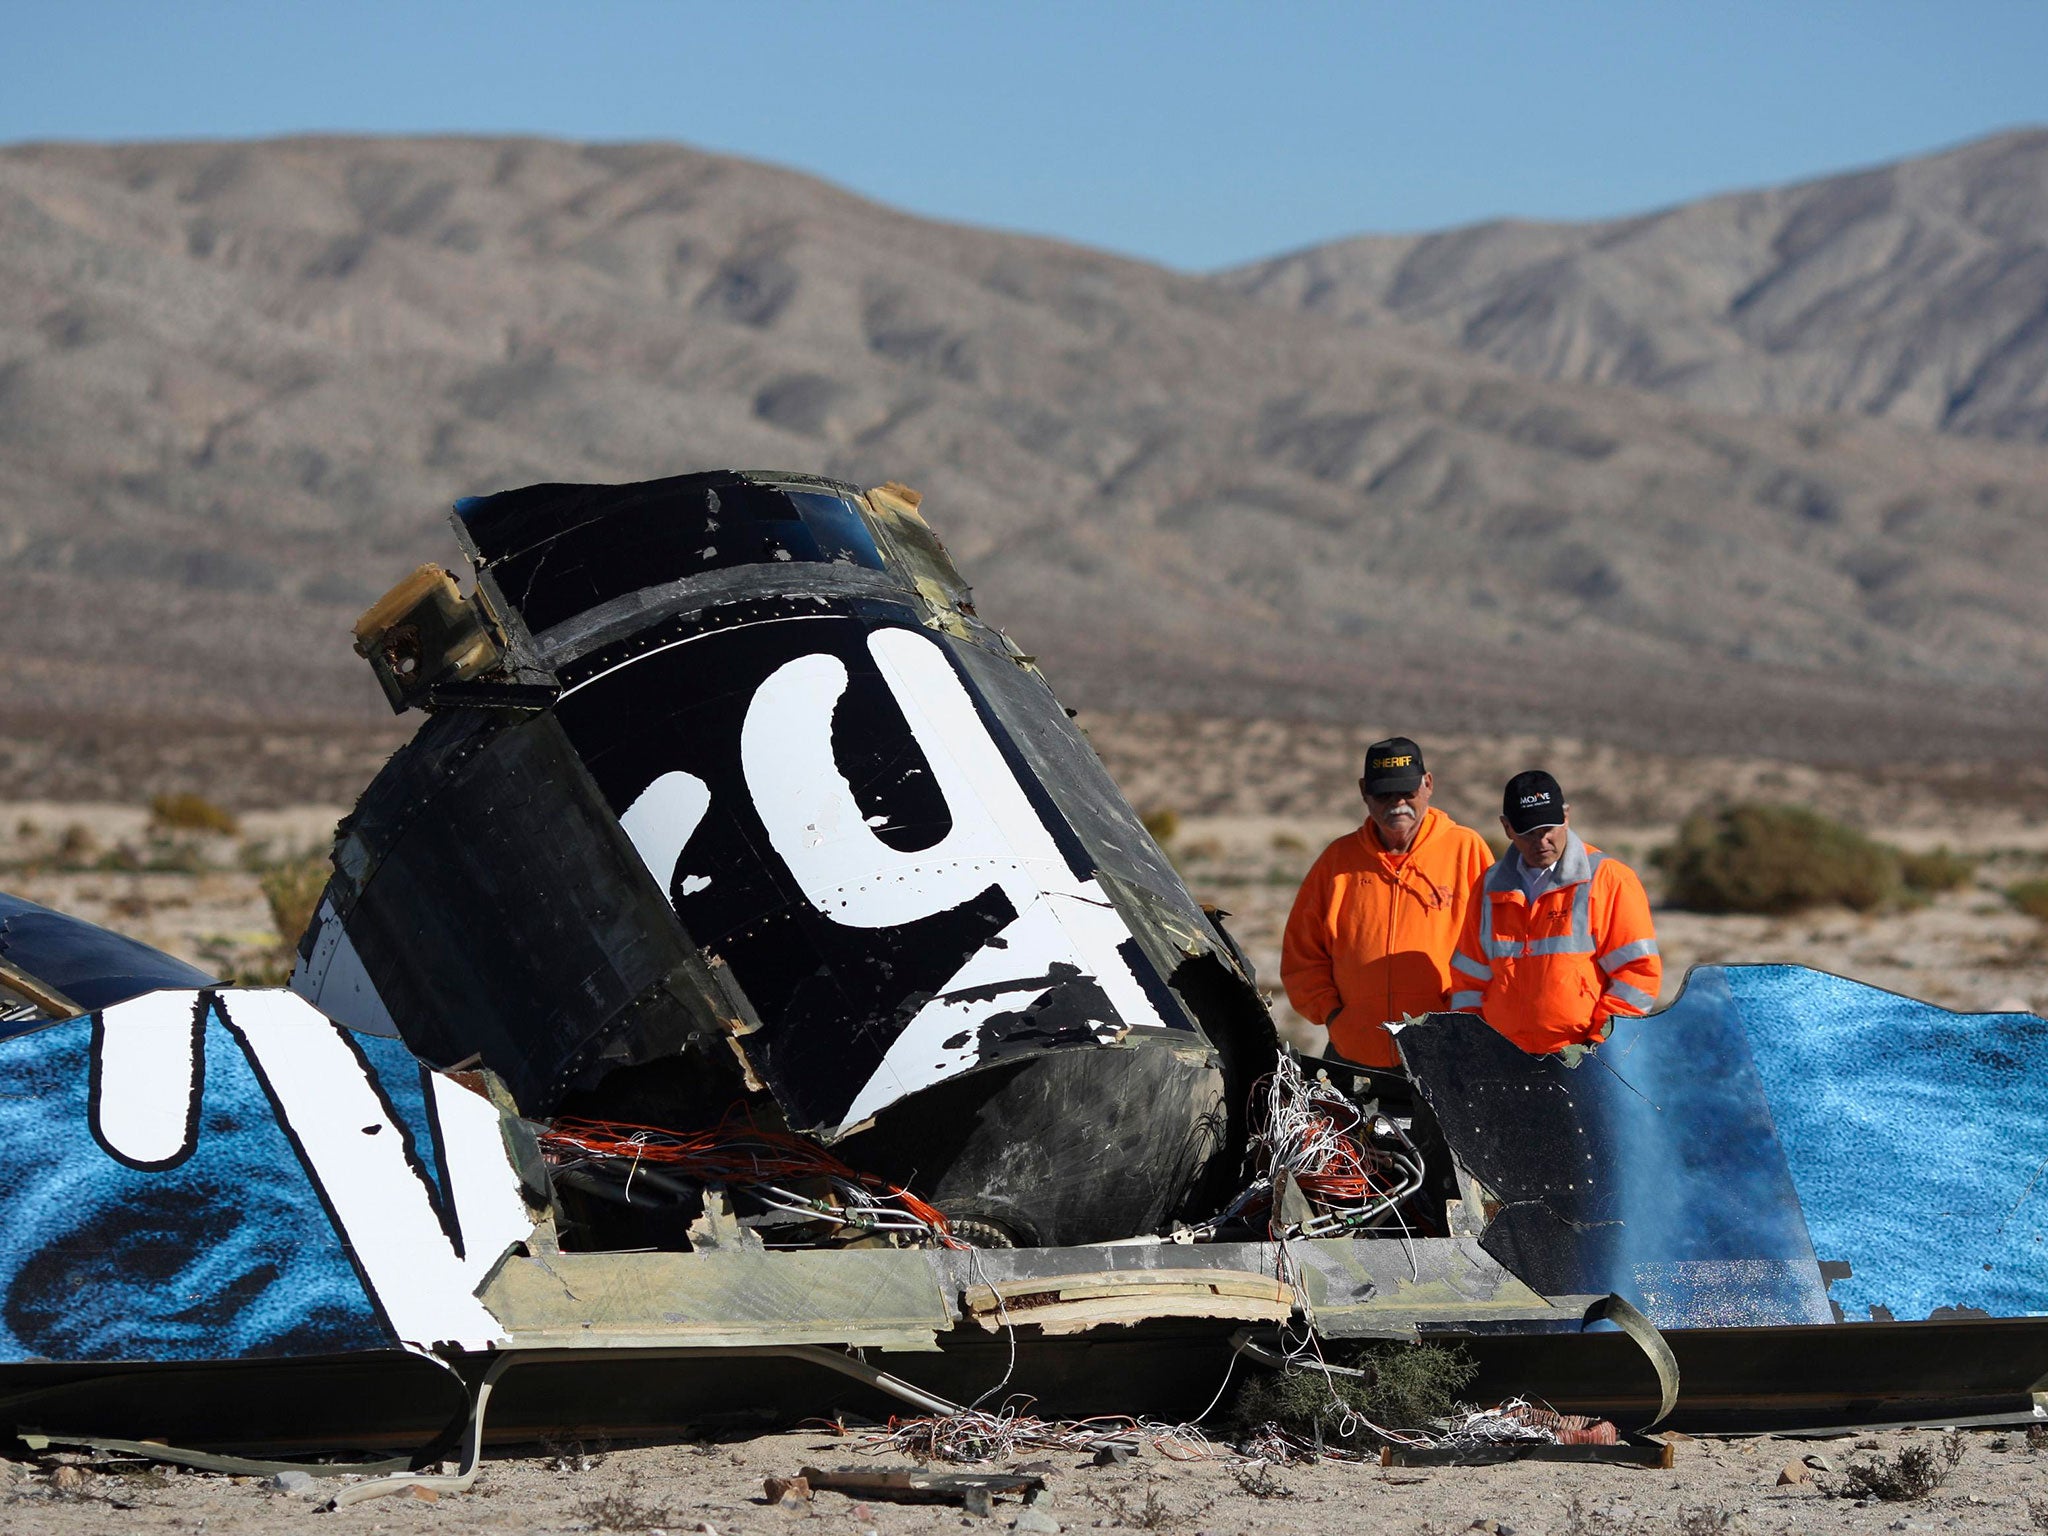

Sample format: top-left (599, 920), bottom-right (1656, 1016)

top-left (1225, 130), bottom-right (2048, 441)
top-left (2, 135), bottom-right (2045, 761)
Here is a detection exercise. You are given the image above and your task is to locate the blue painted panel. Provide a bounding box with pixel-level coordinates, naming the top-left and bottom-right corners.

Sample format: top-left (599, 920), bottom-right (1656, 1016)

top-left (0, 892), bottom-right (214, 1019)
top-left (1727, 965), bottom-right (2048, 1321)
top-left (355, 1031), bottom-right (449, 1237)
top-left (0, 1002), bottom-right (390, 1361)
top-left (1401, 970), bottom-right (1832, 1329)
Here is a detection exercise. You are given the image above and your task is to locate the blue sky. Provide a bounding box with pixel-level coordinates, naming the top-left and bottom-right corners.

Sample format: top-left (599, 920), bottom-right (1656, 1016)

top-left (5, 2), bottom-right (2044, 270)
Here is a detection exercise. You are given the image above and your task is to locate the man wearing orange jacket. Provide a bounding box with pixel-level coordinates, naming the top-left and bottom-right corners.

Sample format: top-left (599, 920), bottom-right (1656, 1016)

top-left (1282, 738), bottom-right (1493, 1068)
top-left (1450, 770), bottom-right (1662, 1055)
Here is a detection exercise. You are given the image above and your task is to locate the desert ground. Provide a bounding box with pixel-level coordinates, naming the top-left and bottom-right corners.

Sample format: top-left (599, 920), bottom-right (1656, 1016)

top-left (3, 712), bottom-right (2046, 1533)
top-left (4, 1423), bottom-right (2047, 1535)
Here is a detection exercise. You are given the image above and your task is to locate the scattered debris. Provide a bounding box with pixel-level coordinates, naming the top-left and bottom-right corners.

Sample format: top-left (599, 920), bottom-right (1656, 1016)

top-left (798, 1465), bottom-right (1045, 1508)
top-left (864, 1406), bottom-right (1214, 1465)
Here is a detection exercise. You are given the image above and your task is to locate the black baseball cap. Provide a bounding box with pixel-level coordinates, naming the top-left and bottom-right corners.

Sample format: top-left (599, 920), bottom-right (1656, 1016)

top-left (1362, 737), bottom-right (1426, 795)
top-left (1502, 770), bottom-right (1566, 834)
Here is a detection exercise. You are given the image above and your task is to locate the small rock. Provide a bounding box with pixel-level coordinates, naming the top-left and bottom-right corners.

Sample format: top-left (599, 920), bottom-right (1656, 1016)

top-left (964, 1487), bottom-right (994, 1518)
top-left (1091, 1446), bottom-right (1130, 1467)
top-left (694, 1524), bottom-right (719, 1535)
top-left (407, 1485), bottom-right (440, 1503)
top-left (765, 1474), bottom-right (812, 1507)
top-left (1014, 1460), bottom-right (1058, 1475)
top-left (1777, 1460), bottom-right (1811, 1486)
top-left (268, 1469), bottom-right (319, 1495)
top-left (850, 1505), bottom-right (874, 1521)
top-left (1468, 1521), bottom-right (1516, 1535)
top-left (1013, 1509), bottom-right (1061, 1535)
top-left (48, 1465), bottom-right (84, 1492)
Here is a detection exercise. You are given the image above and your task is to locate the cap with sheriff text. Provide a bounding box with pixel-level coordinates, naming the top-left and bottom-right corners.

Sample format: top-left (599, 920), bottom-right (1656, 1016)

top-left (1502, 770), bottom-right (1566, 834)
top-left (1362, 737), bottom-right (1426, 795)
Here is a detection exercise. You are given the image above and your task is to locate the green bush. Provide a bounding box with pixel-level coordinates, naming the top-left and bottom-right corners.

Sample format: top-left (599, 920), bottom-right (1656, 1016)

top-left (1226, 1340), bottom-right (1476, 1447)
top-left (2009, 880), bottom-right (2048, 924)
top-left (1656, 804), bottom-right (1897, 915)
top-left (1899, 847), bottom-right (1976, 895)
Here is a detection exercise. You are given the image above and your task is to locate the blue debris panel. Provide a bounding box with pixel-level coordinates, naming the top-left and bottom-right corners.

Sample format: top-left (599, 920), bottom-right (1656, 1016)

top-left (1398, 968), bottom-right (1835, 1329)
top-left (0, 890), bottom-right (214, 1027)
top-left (0, 988), bottom-right (534, 1363)
top-left (1727, 965), bottom-right (2048, 1323)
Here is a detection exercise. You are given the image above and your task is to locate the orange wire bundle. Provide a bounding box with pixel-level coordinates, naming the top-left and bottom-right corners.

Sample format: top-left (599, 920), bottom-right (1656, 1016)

top-left (1238, 1055), bottom-right (1424, 1237)
top-left (539, 1110), bottom-right (960, 1247)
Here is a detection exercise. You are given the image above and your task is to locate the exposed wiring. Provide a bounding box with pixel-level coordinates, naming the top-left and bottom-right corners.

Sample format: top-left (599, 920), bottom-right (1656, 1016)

top-left (538, 1110), bottom-right (964, 1249)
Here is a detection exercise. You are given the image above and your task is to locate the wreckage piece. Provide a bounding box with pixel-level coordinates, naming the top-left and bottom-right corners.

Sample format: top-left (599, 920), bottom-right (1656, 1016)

top-left (1396, 971), bottom-right (1835, 1329)
top-left (294, 471), bottom-right (1274, 1246)
top-left (5, 900), bottom-right (2046, 1457)
top-left (1721, 965), bottom-right (2048, 1323)
top-left (0, 891), bottom-right (213, 1026)
top-left (0, 983), bottom-right (538, 1365)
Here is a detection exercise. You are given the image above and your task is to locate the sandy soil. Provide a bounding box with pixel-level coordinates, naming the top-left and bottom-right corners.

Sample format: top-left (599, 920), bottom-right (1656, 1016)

top-left (4, 1424), bottom-right (2047, 1535)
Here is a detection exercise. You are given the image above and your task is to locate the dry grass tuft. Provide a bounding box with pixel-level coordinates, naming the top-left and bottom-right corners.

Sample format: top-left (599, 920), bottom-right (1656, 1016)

top-left (149, 792), bottom-right (239, 836)
top-left (258, 854), bottom-right (330, 950)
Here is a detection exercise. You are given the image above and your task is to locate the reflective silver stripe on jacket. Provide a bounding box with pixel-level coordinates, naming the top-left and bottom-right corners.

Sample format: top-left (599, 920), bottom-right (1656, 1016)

top-left (1450, 990), bottom-right (1484, 1011)
top-left (1603, 979), bottom-right (1657, 1012)
top-left (1450, 951), bottom-right (1492, 981)
top-left (1599, 937), bottom-right (1659, 973)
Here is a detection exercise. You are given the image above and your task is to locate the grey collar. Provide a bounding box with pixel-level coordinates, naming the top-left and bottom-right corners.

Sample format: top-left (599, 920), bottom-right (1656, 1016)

top-left (1487, 828), bottom-right (1593, 893)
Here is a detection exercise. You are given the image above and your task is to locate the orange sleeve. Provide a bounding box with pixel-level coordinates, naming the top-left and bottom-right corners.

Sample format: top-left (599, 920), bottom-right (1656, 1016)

top-left (1447, 867), bottom-right (1492, 1014)
top-left (1592, 862), bottom-right (1662, 1023)
top-left (1280, 853), bottom-right (1342, 1028)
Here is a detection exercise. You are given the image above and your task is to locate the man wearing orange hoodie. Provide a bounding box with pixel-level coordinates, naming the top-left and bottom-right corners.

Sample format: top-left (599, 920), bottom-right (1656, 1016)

top-left (1281, 738), bottom-right (1493, 1070)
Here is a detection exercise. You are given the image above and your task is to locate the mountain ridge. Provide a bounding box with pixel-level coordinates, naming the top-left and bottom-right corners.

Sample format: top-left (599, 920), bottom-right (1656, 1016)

top-left (1223, 127), bottom-right (2048, 440)
top-left (1, 133), bottom-right (2044, 763)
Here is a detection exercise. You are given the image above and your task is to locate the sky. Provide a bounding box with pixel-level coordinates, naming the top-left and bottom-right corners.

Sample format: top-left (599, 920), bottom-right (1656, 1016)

top-left (4, 1), bottom-right (2045, 271)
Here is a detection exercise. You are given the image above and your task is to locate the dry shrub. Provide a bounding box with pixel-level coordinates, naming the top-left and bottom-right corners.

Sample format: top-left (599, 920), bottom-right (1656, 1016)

top-left (149, 792), bottom-right (239, 836)
top-left (1831, 1431), bottom-right (1964, 1501)
top-left (1656, 804), bottom-right (1897, 914)
top-left (2009, 880), bottom-right (2048, 924)
top-left (55, 824), bottom-right (98, 867)
top-left (1227, 1340), bottom-right (1475, 1448)
top-left (1141, 806), bottom-right (1180, 845)
top-left (259, 855), bottom-right (330, 948)
top-left (1899, 846), bottom-right (1976, 895)
top-left (574, 1487), bottom-right (669, 1531)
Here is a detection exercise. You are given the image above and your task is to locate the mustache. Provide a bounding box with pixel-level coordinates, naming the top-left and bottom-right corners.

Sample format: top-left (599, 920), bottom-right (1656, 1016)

top-left (1380, 803), bottom-right (1418, 818)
